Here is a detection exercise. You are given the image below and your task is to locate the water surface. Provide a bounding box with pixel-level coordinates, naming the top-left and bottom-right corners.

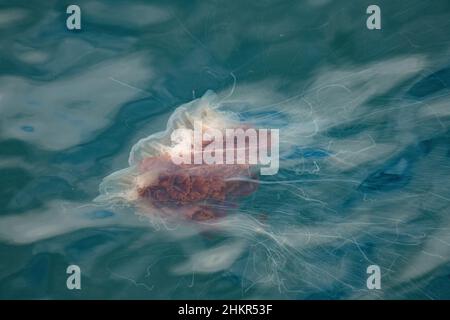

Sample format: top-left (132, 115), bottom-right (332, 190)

top-left (1, 0), bottom-right (450, 299)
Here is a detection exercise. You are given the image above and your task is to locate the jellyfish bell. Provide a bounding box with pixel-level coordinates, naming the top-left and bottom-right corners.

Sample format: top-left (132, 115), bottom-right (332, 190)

top-left (95, 91), bottom-right (260, 222)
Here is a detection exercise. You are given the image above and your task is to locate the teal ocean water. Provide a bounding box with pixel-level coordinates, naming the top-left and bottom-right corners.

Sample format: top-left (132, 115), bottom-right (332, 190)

top-left (1, 0), bottom-right (450, 299)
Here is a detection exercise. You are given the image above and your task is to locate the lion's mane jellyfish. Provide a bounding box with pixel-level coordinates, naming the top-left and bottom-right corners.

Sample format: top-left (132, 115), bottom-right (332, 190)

top-left (95, 91), bottom-right (259, 221)
top-left (136, 157), bottom-right (257, 221)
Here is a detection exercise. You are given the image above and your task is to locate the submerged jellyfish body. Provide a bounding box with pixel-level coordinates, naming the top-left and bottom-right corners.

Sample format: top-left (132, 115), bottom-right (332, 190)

top-left (95, 91), bottom-right (260, 221)
top-left (136, 156), bottom-right (258, 220)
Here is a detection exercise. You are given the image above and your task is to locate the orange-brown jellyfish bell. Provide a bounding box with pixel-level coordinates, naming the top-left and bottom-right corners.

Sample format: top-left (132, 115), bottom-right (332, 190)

top-left (95, 91), bottom-right (260, 221)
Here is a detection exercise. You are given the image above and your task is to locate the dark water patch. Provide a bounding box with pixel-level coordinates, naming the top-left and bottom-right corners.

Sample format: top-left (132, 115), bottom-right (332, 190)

top-left (6, 175), bottom-right (84, 214)
top-left (408, 67), bottom-right (450, 98)
top-left (0, 168), bottom-right (33, 215)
